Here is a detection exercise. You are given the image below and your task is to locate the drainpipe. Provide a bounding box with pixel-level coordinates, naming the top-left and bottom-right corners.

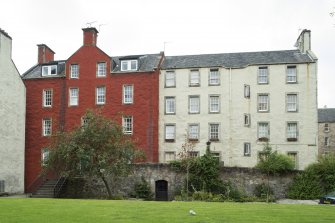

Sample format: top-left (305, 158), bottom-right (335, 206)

top-left (228, 67), bottom-right (233, 166)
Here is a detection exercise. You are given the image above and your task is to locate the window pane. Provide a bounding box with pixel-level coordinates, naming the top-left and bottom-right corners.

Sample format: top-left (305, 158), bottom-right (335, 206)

top-left (258, 94), bottom-right (269, 111)
top-left (209, 124), bottom-right (219, 141)
top-left (287, 66), bottom-right (297, 83)
top-left (165, 97), bottom-right (175, 114)
top-left (165, 152), bottom-right (175, 162)
top-left (71, 64), bottom-right (79, 78)
top-left (43, 90), bottom-right (52, 107)
top-left (244, 85), bottom-right (250, 98)
top-left (190, 70), bottom-right (200, 86)
top-left (131, 60), bottom-right (137, 70)
top-left (209, 69), bottom-right (219, 85)
top-left (188, 124), bottom-right (199, 140)
top-left (123, 85), bottom-right (133, 103)
top-left (244, 143), bottom-right (251, 156)
top-left (210, 96), bottom-right (220, 113)
top-left (165, 72), bottom-right (175, 87)
top-left (258, 67), bottom-right (268, 84)
top-left (287, 94), bottom-right (297, 112)
top-left (97, 62), bottom-right (106, 76)
top-left (165, 125), bottom-right (175, 140)
top-left (189, 96), bottom-right (199, 113)
top-left (43, 119), bottom-right (52, 136)
top-left (96, 87), bottom-right (105, 104)
top-left (122, 116), bottom-right (133, 134)
top-left (258, 123), bottom-right (268, 138)
top-left (50, 65), bottom-right (57, 75)
top-left (70, 88), bottom-right (78, 106)
top-left (287, 123), bottom-right (297, 138)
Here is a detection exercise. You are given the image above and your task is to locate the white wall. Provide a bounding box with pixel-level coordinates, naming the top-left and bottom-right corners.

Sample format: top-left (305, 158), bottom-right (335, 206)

top-left (0, 32), bottom-right (26, 193)
top-left (159, 62), bottom-right (318, 170)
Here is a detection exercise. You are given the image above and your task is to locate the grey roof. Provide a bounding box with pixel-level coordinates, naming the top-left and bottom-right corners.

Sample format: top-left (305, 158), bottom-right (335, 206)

top-left (318, 108), bottom-right (335, 123)
top-left (161, 50), bottom-right (314, 69)
top-left (111, 54), bottom-right (161, 73)
top-left (22, 61), bottom-right (66, 79)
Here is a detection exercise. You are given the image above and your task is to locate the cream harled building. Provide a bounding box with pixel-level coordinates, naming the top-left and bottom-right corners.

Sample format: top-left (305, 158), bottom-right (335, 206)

top-left (159, 30), bottom-right (318, 170)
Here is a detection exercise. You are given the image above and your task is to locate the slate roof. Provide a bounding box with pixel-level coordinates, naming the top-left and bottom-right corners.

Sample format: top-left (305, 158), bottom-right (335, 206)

top-left (318, 108), bottom-right (335, 123)
top-left (161, 50), bottom-right (315, 69)
top-left (22, 61), bottom-right (66, 79)
top-left (111, 54), bottom-right (161, 73)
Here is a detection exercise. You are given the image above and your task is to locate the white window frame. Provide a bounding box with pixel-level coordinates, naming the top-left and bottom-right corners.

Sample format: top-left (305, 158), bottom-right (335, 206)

top-left (258, 122), bottom-right (269, 140)
top-left (165, 124), bottom-right (176, 142)
top-left (287, 122), bottom-right (298, 140)
top-left (287, 65), bottom-right (297, 83)
top-left (165, 71), bottom-right (176, 87)
top-left (97, 62), bottom-right (106, 77)
top-left (42, 65), bottom-right (57, 76)
top-left (43, 89), bottom-right (52, 107)
top-left (188, 123), bottom-right (199, 141)
top-left (123, 85), bottom-right (134, 104)
top-left (96, 86), bottom-right (106, 105)
top-left (164, 152), bottom-right (176, 162)
top-left (244, 113), bottom-right (250, 127)
top-left (42, 118), bottom-right (52, 136)
top-left (258, 94), bottom-right (269, 112)
top-left (189, 95), bottom-right (200, 114)
top-left (209, 123), bottom-right (220, 141)
top-left (209, 68), bottom-right (220, 85)
top-left (258, 66), bottom-right (268, 84)
top-left (121, 60), bottom-right (138, 71)
top-left (41, 148), bottom-right (49, 166)
top-left (189, 70), bottom-right (200, 86)
top-left (122, 116), bottom-right (133, 135)
top-left (70, 64), bottom-right (79, 78)
top-left (165, 96), bottom-right (176, 114)
top-left (244, 84), bottom-right (250, 98)
top-left (209, 95), bottom-right (220, 113)
top-left (69, 88), bottom-right (79, 106)
top-left (244, 143), bottom-right (251, 156)
top-left (287, 93), bottom-right (298, 112)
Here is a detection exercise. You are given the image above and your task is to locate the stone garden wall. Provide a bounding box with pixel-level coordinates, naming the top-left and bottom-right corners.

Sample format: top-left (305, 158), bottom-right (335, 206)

top-left (62, 164), bottom-right (298, 200)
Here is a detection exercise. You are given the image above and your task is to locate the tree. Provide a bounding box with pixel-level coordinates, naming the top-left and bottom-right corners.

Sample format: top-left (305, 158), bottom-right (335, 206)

top-left (256, 143), bottom-right (295, 202)
top-left (44, 110), bottom-right (143, 199)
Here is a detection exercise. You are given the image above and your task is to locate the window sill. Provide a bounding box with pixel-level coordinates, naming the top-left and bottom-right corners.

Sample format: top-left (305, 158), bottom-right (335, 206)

top-left (209, 138), bottom-right (219, 142)
top-left (188, 138), bottom-right (199, 142)
top-left (287, 138), bottom-right (298, 142)
top-left (165, 139), bottom-right (175, 143)
top-left (258, 137), bottom-right (269, 142)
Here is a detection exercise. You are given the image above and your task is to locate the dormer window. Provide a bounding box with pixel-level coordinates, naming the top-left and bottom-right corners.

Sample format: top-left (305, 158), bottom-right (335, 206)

top-left (42, 65), bottom-right (57, 76)
top-left (121, 60), bottom-right (138, 71)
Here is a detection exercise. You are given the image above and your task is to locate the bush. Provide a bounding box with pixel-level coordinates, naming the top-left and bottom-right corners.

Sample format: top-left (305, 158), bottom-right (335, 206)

top-left (287, 171), bottom-right (322, 199)
top-left (131, 177), bottom-right (153, 200)
top-left (253, 183), bottom-right (273, 198)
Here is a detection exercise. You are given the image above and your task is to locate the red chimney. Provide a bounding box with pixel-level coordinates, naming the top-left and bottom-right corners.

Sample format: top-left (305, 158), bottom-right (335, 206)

top-left (37, 44), bottom-right (55, 64)
top-left (82, 27), bottom-right (98, 46)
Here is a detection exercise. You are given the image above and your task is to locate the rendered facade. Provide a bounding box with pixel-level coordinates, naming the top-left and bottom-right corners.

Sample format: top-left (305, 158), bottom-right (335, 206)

top-left (22, 28), bottom-right (162, 192)
top-left (0, 28), bottom-right (26, 194)
top-left (159, 30), bottom-right (318, 170)
top-left (318, 108), bottom-right (335, 155)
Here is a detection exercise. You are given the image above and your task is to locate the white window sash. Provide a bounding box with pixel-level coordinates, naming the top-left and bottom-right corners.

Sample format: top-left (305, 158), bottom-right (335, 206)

top-left (287, 123), bottom-right (297, 138)
top-left (188, 124), bottom-right (199, 139)
top-left (97, 62), bottom-right (106, 76)
top-left (165, 97), bottom-right (175, 114)
top-left (43, 119), bottom-right (52, 136)
top-left (210, 124), bottom-right (219, 140)
top-left (287, 94), bottom-right (297, 111)
top-left (123, 85), bottom-right (133, 104)
top-left (96, 87), bottom-right (105, 104)
top-left (70, 64), bottom-right (79, 78)
top-left (165, 125), bottom-right (175, 140)
top-left (190, 71), bottom-right (200, 85)
top-left (287, 66), bottom-right (297, 83)
top-left (165, 72), bottom-right (175, 87)
top-left (210, 96), bottom-right (220, 113)
top-left (258, 67), bottom-right (268, 84)
top-left (122, 116), bottom-right (133, 134)
top-left (209, 69), bottom-right (219, 85)
top-left (43, 90), bottom-right (52, 107)
top-left (189, 97), bottom-right (199, 113)
top-left (258, 123), bottom-right (268, 138)
top-left (70, 88), bottom-right (78, 106)
top-left (258, 95), bottom-right (268, 111)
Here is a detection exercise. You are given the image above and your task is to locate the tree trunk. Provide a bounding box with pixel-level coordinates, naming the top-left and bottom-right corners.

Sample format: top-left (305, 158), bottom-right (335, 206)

top-left (101, 175), bottom-right (113, 199)
top-left (266, 172), bottom-right (270, 203)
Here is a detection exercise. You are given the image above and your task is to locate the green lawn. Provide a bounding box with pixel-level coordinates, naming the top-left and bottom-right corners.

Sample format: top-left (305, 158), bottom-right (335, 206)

top-left (1, 198), bottom-right (335, 223)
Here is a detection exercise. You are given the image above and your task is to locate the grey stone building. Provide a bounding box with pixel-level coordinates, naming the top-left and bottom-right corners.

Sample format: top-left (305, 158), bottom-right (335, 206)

top-left (318, 108), bottom-right (335, 155)
top-left (0, 28), bottom-right (26, 194)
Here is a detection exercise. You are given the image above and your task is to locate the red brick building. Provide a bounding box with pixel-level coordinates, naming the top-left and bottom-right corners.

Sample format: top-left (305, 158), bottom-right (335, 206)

top-left (22, 28), bottom-right (163, 192)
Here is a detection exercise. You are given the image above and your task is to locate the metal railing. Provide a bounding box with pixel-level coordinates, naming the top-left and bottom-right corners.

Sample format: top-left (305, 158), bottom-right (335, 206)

top-left (53, 177), bottom-right (67, 198)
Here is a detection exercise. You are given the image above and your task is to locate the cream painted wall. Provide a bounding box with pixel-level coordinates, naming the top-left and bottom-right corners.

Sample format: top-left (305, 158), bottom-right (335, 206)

top-left (159, 62), bottom-right (318, 170)
top-left (0, 32), bottom-right (26, 193)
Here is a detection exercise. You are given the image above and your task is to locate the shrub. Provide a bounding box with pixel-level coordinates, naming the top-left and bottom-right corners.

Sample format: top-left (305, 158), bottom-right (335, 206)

top-left (253, 183), bottom-right (273, 198)
top-left (132, 177), bottom-right (153, 200)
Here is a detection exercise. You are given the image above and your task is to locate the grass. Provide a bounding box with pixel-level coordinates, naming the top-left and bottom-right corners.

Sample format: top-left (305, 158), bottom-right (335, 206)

top-left (0, 198), bottom-right (335, 223)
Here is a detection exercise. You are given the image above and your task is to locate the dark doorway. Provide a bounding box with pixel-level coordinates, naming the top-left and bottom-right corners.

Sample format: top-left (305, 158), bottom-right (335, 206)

top-left (155, 180), bottom-right (168, 201)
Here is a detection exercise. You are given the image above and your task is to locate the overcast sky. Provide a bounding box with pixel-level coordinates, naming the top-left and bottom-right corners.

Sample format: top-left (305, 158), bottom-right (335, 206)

top-left (1, 0), bottom-right (334, 107)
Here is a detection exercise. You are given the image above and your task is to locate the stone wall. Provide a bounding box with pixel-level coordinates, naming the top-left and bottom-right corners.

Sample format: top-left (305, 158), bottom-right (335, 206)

top-left (62, 164), bottom-right (298, 200)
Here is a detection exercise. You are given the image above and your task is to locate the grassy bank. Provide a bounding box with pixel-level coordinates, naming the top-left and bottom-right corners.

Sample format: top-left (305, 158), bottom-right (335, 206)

top-left (0, 198), bottom-right (334, 223)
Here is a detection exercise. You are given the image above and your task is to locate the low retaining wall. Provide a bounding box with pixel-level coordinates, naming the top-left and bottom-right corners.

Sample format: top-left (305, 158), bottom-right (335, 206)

top-left (62, 164), bottom-right (298, 200)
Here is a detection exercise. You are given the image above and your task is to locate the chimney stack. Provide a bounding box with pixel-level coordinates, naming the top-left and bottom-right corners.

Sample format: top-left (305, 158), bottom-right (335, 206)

top-left (37, 44), bottom-right (55, 64)
top-left (82, 27), bottom-right (99, 46)
top-left (294, 29), bottom-right (311, 54)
